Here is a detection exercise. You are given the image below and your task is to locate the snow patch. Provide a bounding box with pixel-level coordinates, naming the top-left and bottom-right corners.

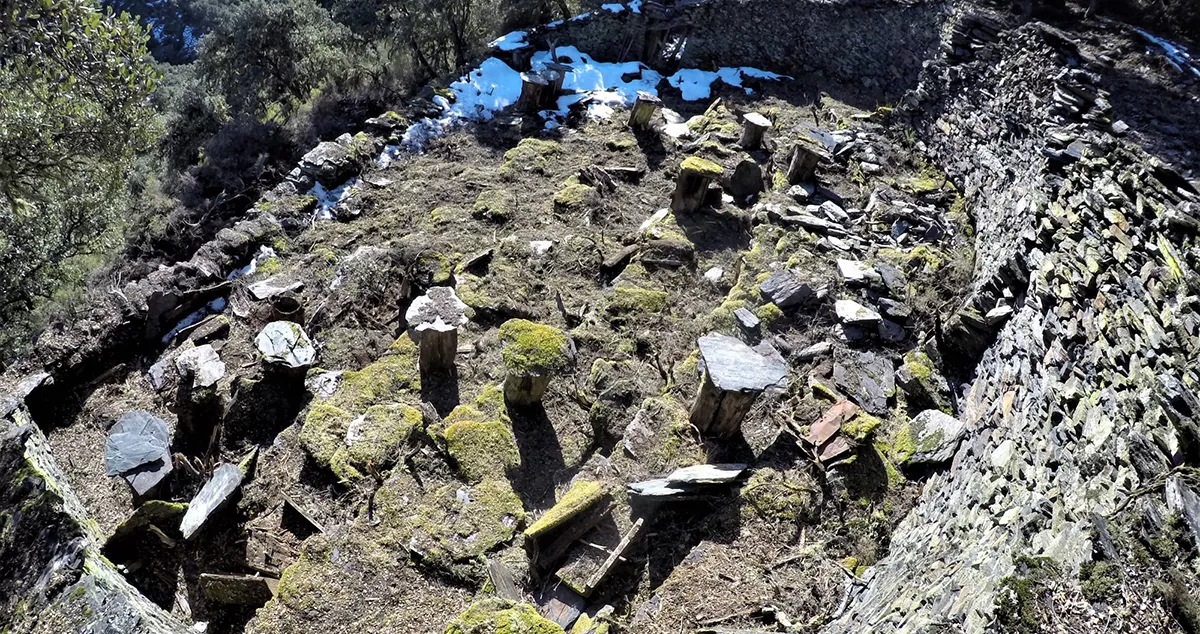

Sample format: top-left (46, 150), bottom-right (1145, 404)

top-left (490, 30), bottom-right (529, 51)
top-left (1135, 29), bottom-right (1200, 78)
top-left (226, 246), bottom-right (278, 280)
top-left (310, 177), bottom-right (358, 220)
top-left (601, 3), bottom-right (625, 13)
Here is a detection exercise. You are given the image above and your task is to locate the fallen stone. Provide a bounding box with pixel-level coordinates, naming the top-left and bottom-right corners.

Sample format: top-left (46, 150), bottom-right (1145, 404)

top-left (833, 351), bottom-right (894, 415)
top-left (796, 341), bottom-right (833, 361)
top-left (788, 182), bottom-right (815, 203)
top-left (877, 319), bottom-right (906, 343)
top-left (734, 307), bottom-right (761, 331)
top-left (199, 573), bottom-right (278, 605)
top-left (985, 304), bottom-right (1013, 326)
top-left (105, 411), bottom-right (173, 496)
top-left (818, 200), bottom-right (850, 223)
top-left (180, 463), bottom-right (244, 539)
top-left (405, 286), bottom-right (469, 331)
top-left (174, 345), bottom-right (226, 389)
top-left (835, 299), bottom-right (882, 326)
top-left (904, 410), bottom-right (967, 465)
top-left (299, 141), bottom-right (354, 186)
top-left (255, 321), bottom-right (317, 371)
top-left (247, 278), bottom-right (304, 301)
top-left (729, 160), bottom-right (765, 200)
top-left (628, 463), bottom-right (748, 498)
top-left (703, 267), bottom-right (724, 282)
top-left (759, 270), bottom-right (813, 308)
top-left (837, 259), bottom-right (881, 286)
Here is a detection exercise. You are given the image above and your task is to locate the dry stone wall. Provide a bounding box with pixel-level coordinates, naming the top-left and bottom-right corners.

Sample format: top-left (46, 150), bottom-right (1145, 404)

top-left (823, 17), bottom-right (1200, 634)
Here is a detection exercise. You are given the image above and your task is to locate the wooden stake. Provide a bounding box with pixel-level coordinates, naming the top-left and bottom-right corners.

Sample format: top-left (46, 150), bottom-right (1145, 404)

top-left (671, 157), bottom-right (723, 213)
top-left (628, 91), bottom-right (663, 129)
top-left (504, 373), bottom-right (553, 406)
top-left (519, 72), bottom-right (551, 113)
top-left (583, 517), bottom-right (645, 595)
top-left (786, 143), bottom-right (822, 184)
top-left (739, 112), bottom-right (772, 150)
top-left (689, 371), bottom-right (762, 437)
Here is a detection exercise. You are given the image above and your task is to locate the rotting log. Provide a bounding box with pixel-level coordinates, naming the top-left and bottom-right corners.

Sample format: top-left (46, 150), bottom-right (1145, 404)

top-left (739, 112), bottom-right (772, 150)
top-left (785, 143), bottom-right (822, 184)
top-left (628, 91), bottom-right (663, 129)
top-left (405, 287), bottom-right (469, 375)
top-left (671, 156), bottom-right (723, 213)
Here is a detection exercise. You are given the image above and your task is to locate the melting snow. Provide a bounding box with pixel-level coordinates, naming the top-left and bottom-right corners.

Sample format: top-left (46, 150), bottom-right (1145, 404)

top-left (310, 177), bottom-right (359, 220)
top-left (490, 30), bottom-right (529, 51)
top-left (161, 297), bottom-right (228, 344)
top-left (601, 3), bottom-right (625, 12)
top-left (226, 246), bottom-right (277, 280)
top-left (1135, 29), bottom-right (1200, 78)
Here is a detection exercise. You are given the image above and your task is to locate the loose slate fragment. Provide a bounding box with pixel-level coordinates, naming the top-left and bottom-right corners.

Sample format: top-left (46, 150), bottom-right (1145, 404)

top-left (698, 334), bottom-right (788, 394)
top-left (247, 278), bottom-right (304, 301)
top-left (180, 463), bottom-right (244, 539)
top-left (805, 400), bottom-right (860, 447)
top-left (759, 270), bottom-right (813, 308)
top-left (175, 344), bottom-right (226, 389)
top-left (104, 412), bottom-right (172, 494)
top-left (405, 286), bottom-right (469, 331)
top-left (835, 299), bottom-right (882, 326)
top-left (255, 321), bottom-right (317, 370)
top-left (199, 573), bottom-right (278, 605)
top-left (628, 463), bottom-right (749, 499)
top-left (905, 410), bottom-right (967, 465)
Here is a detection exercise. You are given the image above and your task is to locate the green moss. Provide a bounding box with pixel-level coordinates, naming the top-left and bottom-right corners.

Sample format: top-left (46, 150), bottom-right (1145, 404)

top-left (525, 481), bottom-right (609, 538)
top-left (406, 480), bottom-right (526, 567)
top-left (842, 412), bottom-right (882, 441)
top-left (995, 556), bottom-right (1057, 633)
top-left (499, 319), bottom-right (570, 376)
top-left (500, 138), bottom-right (563, 178)
top-left (680, 156), bottom-right (723, 178)
top-left (891, 425), bottom-right (916, 464)
top-left (474, 189), bottom-right (516, 222)
top-left (568, 614), bottom-right (609, 634)
top-left (772, 170), bottom-right (788, 191)
top-left (741, 470), bottom-right (812, 523)
top-left (1079, 561), bottom-right (1121, 602)
top-left (605, 137), bottom-right (636, 151)
top-left (904, 350), bottom-right (935, 382)
top-left (445, 599), bottom-right (565, 634)
top-left (312, 247), bottom-right (338, 264)
top-left (607, 285), bottom-right (668, 316)
top-left (298, 403), bottom-right (355, 467)
top-left (444, 420), bottom-right (520, 483)
top-left (257, 257), bottom-right (281, 276)
top-left (553, 181), bottom-right (594, 210)
top-left (753, 303), bottom-right (784, 327)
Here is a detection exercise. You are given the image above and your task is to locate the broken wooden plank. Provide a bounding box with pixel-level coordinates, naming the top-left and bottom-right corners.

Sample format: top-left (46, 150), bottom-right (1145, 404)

top-left (199, 573), bottom-right (278, 605)
top-left (486, 559), bottom-right (521, 601)
top-left (583, 517), bottom-right (645, 595)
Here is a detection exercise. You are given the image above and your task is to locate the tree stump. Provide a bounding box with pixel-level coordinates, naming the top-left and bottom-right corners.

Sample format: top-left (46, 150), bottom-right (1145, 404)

top-left (786, 143), bottom-right (822, 184)
top-left (543, 62), bottom-right (572, 95)
top-left (689, 334), bottom-right (788, 437)
top-left (739, 112), bottom-right (772, 150)
top-left (519, 72), bottom-right (552, 113)
top-left (499, 319), bottom-right (572, 407)
top-left (628, 91), bottom-right (662, 129)
top-left (405, 287), bottom-right (469, 375)
top-left (512, 47), bottom-right (534, 73)
top-left (671, 156), bottom-right (723, 213)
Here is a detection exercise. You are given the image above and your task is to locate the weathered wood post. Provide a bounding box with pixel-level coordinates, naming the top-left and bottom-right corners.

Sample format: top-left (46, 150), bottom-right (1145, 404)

top-left (671, 157), bottom-right (723, 213)
top-left (405, 286), bottom-right (469, 375)
top-left (739, 112), bottom-right (772, 150)
top-left (499, 319), bottom-right (573, 406)
top-left (519, 71), bottom-right (552, 113)
top-left (628, 91), bottom-right (663, 129)
top-left (689, 333), bottom-right (788, 437)
top-left (785, 143), bottom-right (823, 184)
top-left (543, 62), bottom-right (572, 96)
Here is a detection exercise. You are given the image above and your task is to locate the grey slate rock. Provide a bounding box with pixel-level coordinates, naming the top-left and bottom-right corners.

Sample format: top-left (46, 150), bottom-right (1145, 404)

top-left (255, 321), bottom-right (317, 370)
top-left (105, 412), bottom-right (170, 478)
top-left (697, 334), bottom-right (788, 393)
top-left (759, 270), bottom-right (813, 308)
top-left (905, 410), bottom-right (967, 465)
top-left (877, 318), bottom-right (906, 343)
top-left (734, 307), bottom-right (761, 331)
top-left (174, 344), bottom-right (226, 389)
top-left (628, 463), bottom-right (748, 498)
top-left (180, 463), bottom-right (244, 539)
top-left (299, 141), bottom-right (354, 187)
top-left (1166, 476), bottom-right (1200, 550)
top-left (833, 351), bottom-right (894, 415)
top-left (796, 341), bottom-right (832, 361)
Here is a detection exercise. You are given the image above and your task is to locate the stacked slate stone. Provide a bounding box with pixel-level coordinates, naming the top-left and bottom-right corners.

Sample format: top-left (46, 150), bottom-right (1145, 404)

top-left (826, 22), bottom-right (1200, 634)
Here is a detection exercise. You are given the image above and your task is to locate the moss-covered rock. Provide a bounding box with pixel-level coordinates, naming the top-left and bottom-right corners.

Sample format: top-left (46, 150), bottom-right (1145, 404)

top-left (445, 599), bottom-right (565, 634)
top-left (896, 350), bottom-right (951, 414)
top-left (392, 480), bottom-right (526, 572)
top-left (500, 138), bottom-right (562, 179)
top-left (474, 189), bottom-right (516, 222)
top-left (444, 420), bottom-right (520, 483)
top-left (606, 285), bottom-right (668, 317)
top-left (680, 156), bottom-right (724, 178)
top-left (842, 411), bottom-right (882, 441)
top-left (499, 319), bottom-right (571, 376)
top-left (553, 180), bottom-right (594, 211)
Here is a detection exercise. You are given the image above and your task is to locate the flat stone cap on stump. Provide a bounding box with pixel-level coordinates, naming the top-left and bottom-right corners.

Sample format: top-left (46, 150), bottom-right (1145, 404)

top-left (698, 334), bottom-right (788, 393)
top-left (105, 411), bottom-right (173, 496)
top-left (405, 287), bottom-right (469, 332)
top-left (744, 112), bottom-right (772, 129)
top-left (680, 156), bottom-right (724, 179)
top-left (255, 321), bottom-right (317, 370)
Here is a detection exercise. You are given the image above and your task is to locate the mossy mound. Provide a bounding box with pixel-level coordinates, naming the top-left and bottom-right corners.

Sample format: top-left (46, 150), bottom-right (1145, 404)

top-left (553, 181), bottom-right (594, 210)
top-left (298, 336), bottom-right (421, 479)
top-left (445, 599), bottom-right (565, 634)
top-left (525, 480), bottom-right (609, 538)
top-left (499, 319), bottom-right (571, 376)
top-left (680, 156), bottom-right (724, 178)
top-left (500, 138), bottom-right (562, 179)
top-left (606, 285), bottom-right (669, 317)
top-left (474, 189), bottom-right (516, 222)
top-left (444, 420), bottom-right (520, 483)
top-left (741, 469), bottom-right (815, 523)
top-left (376, 479), bottom-right (524, 573)
top-left (842, 411), bottom-right (882, 441)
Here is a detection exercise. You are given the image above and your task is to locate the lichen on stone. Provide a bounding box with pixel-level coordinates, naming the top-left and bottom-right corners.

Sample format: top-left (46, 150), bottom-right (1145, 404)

top-left (606, 285), bottom-right (668, 317)
top-left (553, 179), bottom-right (594, 210)
top-left (525, 480), bottom-right (609, 538)
top-left (445, 598), bottom-right (565, 634)
top-left (680, 156), bottom-right (723, 179)
top-left (474, 189), bottom-right (516, 222)
top-left (500, 138), bottom-right (562, 179)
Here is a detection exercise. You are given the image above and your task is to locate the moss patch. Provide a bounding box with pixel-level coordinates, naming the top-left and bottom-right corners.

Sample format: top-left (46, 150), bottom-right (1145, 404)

top-left (474, 189), bottom-right (516, 222)
top-left (444, 420), bottom-right (521, 483)
top-left (500, 138), bottom-right (563, 179)
top-left (445, 599), bottom-right (565, 634)
top-left (553, 181), bottom-right (594, 211)
top-left (680, 156), bottom-right (723, 178)
top-left (499, 319), bottom-right (571, 376)
top-left (842, 412), bottom-right (882, 441)
top-left (525, 480), bottom-right (609, 538)
top-left (606, 285), bottom-right (668, 317)
top-left (396, 480), bottom-right (526, 571)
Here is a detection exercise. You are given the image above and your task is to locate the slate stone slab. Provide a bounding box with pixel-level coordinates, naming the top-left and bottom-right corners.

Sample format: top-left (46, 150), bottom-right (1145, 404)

top-left (628, 464), bottom-right (748, 498)
top-left (906, 410), bottom-right (967, 465)
top-left (175, 345), bottom-right (226, 389)
top-left (833, 352), bottom-right (894, 415)
top-left (698, 334), bottom-right (788, 393)
top-left (255, 321), bottom-right (317, 370)
top-left (759, 270), bottom-right (813, 308)
top-left (405, 287), bottom-right (469, 331)
top-left (835, 299), bottom-right (882, 326)
top-left (181, 463), bottom-right (244, 539)
top-left (105, 412), bottom-right (170, 477)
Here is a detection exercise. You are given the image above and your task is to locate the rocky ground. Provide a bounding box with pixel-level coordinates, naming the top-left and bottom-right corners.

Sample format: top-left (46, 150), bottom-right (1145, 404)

top-left (3, 1), bottom-right (1200, 634)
